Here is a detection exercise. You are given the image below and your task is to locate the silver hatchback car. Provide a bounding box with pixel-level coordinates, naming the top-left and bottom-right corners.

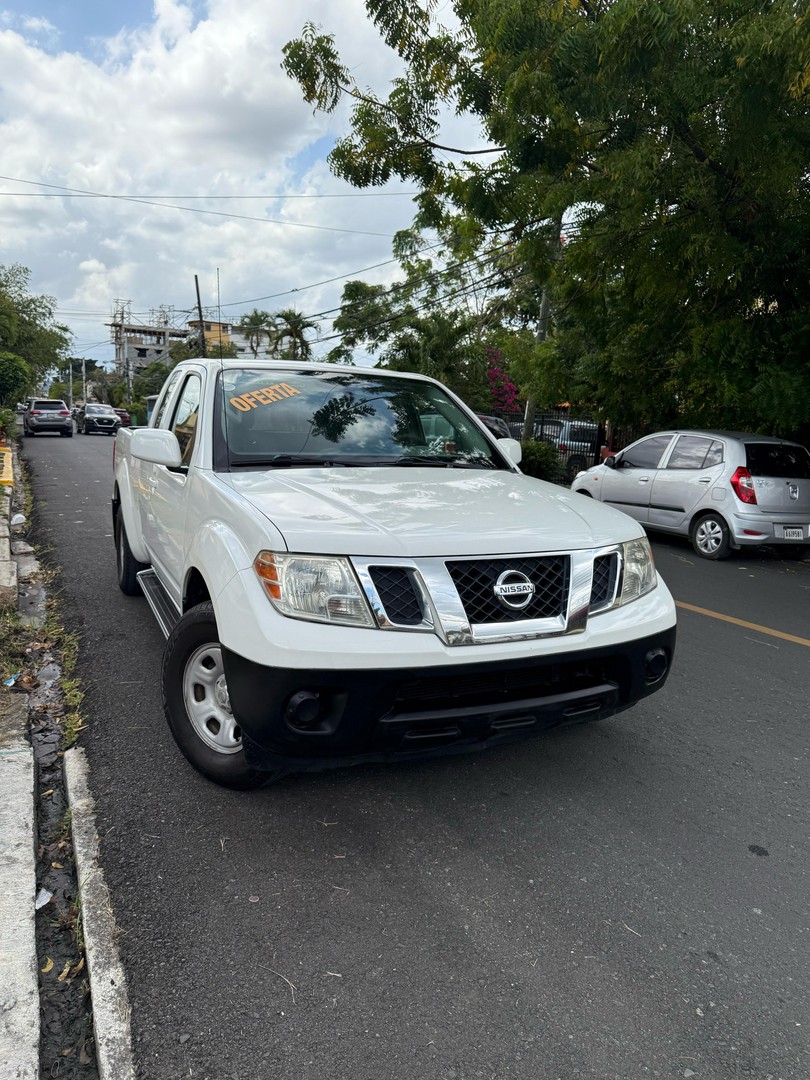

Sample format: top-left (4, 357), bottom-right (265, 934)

top-left (571, 429), bottom-right (810, 559)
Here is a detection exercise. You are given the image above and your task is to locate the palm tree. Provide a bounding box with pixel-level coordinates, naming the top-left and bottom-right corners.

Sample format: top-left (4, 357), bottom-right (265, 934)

top-left (238, 309), bottom-right (274, 358)
top-left (272, 308), bottom-right (317, 361)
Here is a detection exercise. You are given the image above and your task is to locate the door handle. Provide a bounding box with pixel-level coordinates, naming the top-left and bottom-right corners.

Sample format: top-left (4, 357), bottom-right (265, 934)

top-left (637, 476), bottom-right (650, 483)
top-left (698, 477), bottom-right (712, 484)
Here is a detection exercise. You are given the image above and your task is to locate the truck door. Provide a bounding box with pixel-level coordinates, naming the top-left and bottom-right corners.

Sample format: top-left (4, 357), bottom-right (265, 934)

top-left (142, 373), bottom-right (202, 608)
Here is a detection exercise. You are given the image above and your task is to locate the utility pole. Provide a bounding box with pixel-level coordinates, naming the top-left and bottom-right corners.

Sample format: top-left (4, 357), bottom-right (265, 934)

top-left (81, 357), bottom-right (86, 405)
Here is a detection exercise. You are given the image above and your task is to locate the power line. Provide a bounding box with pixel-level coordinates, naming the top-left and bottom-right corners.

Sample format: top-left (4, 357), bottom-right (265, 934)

top-left (0, 175), bottom-right (400, 237)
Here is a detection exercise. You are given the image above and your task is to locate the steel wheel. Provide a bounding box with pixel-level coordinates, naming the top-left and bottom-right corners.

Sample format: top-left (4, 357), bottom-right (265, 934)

top-left (182, 642), bottom-right (242, 755)
top-left (162, 602), bottom-right (282, 788)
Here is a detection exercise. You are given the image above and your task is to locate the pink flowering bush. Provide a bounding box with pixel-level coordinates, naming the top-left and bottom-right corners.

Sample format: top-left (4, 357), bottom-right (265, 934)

top-left (486, 351), bottom-right (522, 413)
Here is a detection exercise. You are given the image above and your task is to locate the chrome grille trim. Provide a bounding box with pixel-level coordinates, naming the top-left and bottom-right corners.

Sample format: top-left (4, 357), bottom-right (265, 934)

top-left (352, 547), bottom-right (623, 645)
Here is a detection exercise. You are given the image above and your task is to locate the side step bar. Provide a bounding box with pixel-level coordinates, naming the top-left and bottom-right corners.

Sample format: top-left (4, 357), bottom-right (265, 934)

top-left (136, 570), bottom-right (181, 639)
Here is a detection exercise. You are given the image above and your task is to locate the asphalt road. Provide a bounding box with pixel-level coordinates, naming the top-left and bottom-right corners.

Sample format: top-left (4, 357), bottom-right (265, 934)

top-left (21, 429), bottom-right (810, 1080)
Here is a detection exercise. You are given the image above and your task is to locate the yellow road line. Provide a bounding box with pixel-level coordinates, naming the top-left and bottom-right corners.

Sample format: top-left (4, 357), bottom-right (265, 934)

top-left (675, 600), bottom-right (810, 649)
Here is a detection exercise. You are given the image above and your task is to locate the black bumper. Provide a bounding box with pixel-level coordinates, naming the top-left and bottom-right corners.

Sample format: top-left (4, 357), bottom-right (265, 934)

top-left (222, 627), bottom-right (676, 774)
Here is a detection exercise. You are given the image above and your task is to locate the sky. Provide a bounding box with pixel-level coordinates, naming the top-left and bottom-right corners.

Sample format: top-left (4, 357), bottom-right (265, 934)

top-left (0, 0), bottom-right (470, 368)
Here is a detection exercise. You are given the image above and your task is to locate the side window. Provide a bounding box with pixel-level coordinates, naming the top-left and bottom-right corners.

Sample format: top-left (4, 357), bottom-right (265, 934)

top-left (666, 435), bottom-right (715, 470)
top-left (152, 371), bottom-right (183, 429)
top-left (170, 376), bottom-right (202, 467)
top-left (704, 440), bottom-right (725, 468)
top-left (621, 435), bottom-right (673, 469)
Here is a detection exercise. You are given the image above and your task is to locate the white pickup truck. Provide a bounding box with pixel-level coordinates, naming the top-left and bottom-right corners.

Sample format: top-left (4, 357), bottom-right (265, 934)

top-left (112, 359), bottom-right (676, 789)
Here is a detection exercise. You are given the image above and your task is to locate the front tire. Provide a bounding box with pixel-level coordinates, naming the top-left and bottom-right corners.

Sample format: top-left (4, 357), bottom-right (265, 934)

top-left (691, 513), bottom-right (731, 560)
top-left (115, 509), bottom-right (148, 595)
top-left (162, 603), bottom-right (277, 790)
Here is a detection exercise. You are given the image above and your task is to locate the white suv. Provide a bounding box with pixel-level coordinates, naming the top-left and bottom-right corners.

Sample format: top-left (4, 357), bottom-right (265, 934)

top-left (572, 429), bottom-right (810, 559)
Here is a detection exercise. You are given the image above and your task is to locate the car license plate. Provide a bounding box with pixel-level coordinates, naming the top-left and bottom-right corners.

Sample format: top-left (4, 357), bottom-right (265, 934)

top-left (783, 527), bottom-right (804, 540)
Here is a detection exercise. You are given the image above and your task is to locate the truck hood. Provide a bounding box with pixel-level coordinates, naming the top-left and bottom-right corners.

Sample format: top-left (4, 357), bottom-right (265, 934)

top-left (225, 467), bottom-right (643, 557)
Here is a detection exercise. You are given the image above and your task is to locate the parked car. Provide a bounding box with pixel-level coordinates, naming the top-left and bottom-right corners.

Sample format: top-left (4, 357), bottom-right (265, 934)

top-left (571, 429), bottom-right (810, 559)
top-left (76, 403), bottom-right (120, 435)
top-left (476, 414), bottom-right (512, 440)
top-left (113, 408), bottom-right (132, 428)
top-left (23, 398), bottom-right (73, 437)
top-left (534, 416), bottom-right (601, 481)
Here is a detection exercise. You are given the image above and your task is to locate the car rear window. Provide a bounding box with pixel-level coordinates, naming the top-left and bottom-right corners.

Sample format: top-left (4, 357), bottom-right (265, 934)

top-left (745, 443), bottom-right (810, 479)
top-left (34, 401), bottom-right (67, 410)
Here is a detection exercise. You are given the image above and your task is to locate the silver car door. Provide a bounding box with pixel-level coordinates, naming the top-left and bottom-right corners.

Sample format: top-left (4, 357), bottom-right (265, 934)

top-left (599, 434), bottom-right (675, 522)
top-left (648, 436), bottom-right (725, 530)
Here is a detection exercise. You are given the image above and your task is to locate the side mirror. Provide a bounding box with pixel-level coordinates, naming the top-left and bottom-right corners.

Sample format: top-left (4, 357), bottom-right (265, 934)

top-left (603, 455), bottom-right (617, 469)
top-left (498, 437), bottom-right (522, 465)
top-left (130, 428), bottom-right (182, 468)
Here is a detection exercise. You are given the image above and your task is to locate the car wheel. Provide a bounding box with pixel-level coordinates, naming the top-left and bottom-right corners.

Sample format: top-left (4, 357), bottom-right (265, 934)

top-left (115, 509), bottom-right (148, 596)
top-left (65, 431), bottom-right (73, 438)
top-left (691, 513), bottom-right (731, 560)
top-left (25, 427), bottom-right (34, 436)
top-left (575, 489), bottom-right (593, 497)
top-left (162, 602), bottom-right (277, 790)
top-left (566, 455), bottom-right (588, 483)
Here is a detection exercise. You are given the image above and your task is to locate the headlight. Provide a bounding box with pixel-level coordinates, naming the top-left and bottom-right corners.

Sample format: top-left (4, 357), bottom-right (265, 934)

top-left (253, 551), bottom-right (374, 627)
top-left (618, 537), bottom-right (657, 604)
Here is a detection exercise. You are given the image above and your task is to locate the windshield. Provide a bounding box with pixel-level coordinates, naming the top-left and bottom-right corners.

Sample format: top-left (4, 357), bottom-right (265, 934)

top-left (216, 368), bottom-right (505, 470)
top-left (86, 405), bottom-right (115, 415)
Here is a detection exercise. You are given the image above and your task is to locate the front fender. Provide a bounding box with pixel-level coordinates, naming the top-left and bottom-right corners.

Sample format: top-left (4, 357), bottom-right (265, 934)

top-left (183, 515), bottom-right (286, 612)
top-left (113, 455), bottom-right (150, 565)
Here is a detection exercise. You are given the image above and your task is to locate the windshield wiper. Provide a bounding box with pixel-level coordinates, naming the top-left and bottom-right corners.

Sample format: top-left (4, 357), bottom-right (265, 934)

top-left (392, 455), bottom-right (498, 470)
top-left (230, 454), bottom-right (350, 468)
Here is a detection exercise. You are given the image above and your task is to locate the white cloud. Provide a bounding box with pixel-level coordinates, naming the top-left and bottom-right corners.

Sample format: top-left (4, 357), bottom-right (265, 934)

top-left (0, 0), bottom-right (484, 365)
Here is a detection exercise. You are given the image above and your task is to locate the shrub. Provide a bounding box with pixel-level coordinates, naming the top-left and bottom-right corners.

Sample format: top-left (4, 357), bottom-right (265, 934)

top-left (519, 439), bottom-right (565, 484)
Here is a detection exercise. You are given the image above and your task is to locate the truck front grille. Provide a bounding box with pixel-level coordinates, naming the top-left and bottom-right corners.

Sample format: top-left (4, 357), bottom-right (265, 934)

top-left (445, 556), bottom-right (569, 624)
top-left (589, 552), bottom-right (619, 611)
top-left (368, 566), bottom-right (423, 625)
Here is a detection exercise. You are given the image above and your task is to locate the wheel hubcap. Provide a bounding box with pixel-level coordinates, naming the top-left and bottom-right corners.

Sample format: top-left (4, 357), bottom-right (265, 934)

top-left (183, 644), bottom-right (241, 755)
top-left (696, 520), bottom-right (723, 554)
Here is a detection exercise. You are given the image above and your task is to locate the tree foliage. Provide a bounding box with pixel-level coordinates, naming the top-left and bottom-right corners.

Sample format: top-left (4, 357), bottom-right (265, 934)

top-left (0, 265), bottom-right (71, 396)
top-left (284, 1), bottom-right (810, 435)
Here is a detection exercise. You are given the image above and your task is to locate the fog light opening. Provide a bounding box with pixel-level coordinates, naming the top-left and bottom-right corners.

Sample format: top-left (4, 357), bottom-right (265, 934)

top-left (644, 648), bottom-right (669, 685)
top-left (285, 690), bottom-right (323, 730)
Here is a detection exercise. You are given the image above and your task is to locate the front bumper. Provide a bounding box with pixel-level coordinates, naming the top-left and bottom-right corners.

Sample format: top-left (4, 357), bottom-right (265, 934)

top-left (223, 627), bottom-right (676, 774)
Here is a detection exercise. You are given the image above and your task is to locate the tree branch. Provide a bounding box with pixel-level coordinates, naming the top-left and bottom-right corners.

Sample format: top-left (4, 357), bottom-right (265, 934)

top-left (344, 86), bottom-right (505, 156)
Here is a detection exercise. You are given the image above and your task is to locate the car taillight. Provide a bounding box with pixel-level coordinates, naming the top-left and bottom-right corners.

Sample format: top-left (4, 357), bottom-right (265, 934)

top-left (31, 410), bottom-right (42, 416)
top-left (559, 443), bottom-right (568, 453)
top-left (59, 410), bottom-right (70, 416)
top-left (730, 466), bottom-right (757, 504)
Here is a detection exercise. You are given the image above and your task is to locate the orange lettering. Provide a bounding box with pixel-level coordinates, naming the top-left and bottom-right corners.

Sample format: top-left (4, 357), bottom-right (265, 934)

top-left (229, 396), bottom-right (251, 412)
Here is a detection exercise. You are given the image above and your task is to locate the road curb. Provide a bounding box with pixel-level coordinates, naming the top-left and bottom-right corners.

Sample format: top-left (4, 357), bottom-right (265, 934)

top-left (0, 696), bottom-right (39, 1080)
top-left (64, 748), bottom-right (135, 1080)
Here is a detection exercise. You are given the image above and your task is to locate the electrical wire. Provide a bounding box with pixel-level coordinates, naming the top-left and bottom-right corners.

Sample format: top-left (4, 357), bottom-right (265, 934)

top-left (0, 175), bottom-right (400, 237)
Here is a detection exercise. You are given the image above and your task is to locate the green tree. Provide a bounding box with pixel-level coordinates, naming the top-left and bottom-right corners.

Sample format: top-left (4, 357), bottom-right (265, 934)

top-left (0, 351), bottom-right (30, 408)
top-left (0, 265), bottom-right (71, 392)
top-left (272, 308), bottom-right (318, 360)
top-left (283, 1), bottom-right (810, 434)
top-left (238, 309), bottom-right (276, 357)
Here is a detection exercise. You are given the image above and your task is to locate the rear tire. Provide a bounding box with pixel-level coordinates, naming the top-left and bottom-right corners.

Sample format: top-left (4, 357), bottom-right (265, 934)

top-left (691, 513), bottom-right (731, 560)
top-left (162, 603), bottom-right (278, 790)
top-left (115, 509), bottom-right (148, 596)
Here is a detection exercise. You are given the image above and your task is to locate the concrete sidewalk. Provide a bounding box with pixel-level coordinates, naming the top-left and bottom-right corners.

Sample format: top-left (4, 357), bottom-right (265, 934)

top-left (0, 445), bottom-right (135, 1080)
